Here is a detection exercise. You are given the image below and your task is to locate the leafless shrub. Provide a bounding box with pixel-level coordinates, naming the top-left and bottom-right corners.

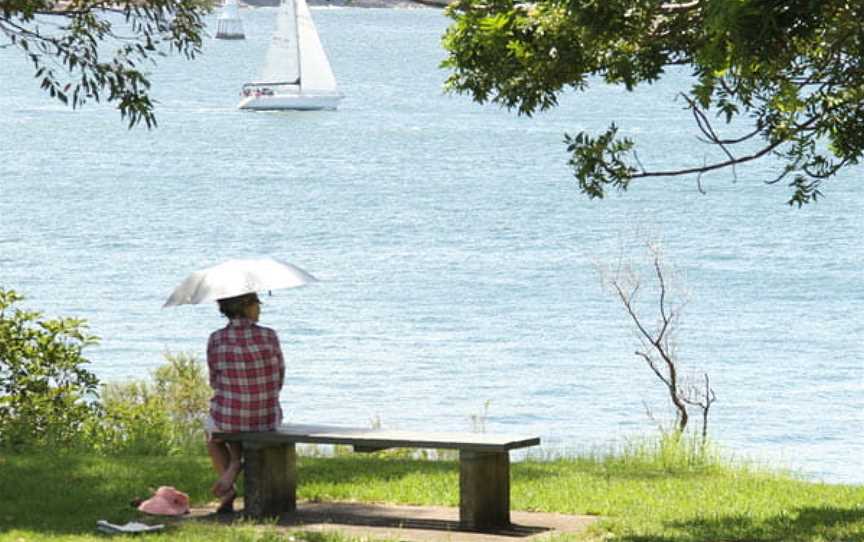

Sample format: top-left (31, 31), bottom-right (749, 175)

top-left (597, 238), bottom-right (716, 440)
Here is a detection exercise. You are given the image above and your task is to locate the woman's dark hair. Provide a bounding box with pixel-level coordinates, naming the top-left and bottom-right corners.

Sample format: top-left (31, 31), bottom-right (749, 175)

top-left (217, 293), bottom-right (259, 319)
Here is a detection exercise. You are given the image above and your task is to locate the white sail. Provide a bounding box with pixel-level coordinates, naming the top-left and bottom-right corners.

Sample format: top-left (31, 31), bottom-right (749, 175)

top-left (238, 0), bottom-right (342, 110)
top-left (260, 0), bottom-right (300, 84)
top-left (295, 0), bottom-right (338, 93)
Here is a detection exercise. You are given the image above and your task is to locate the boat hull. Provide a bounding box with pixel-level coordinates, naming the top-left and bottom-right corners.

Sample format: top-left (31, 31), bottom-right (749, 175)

top-left (238, 92), bottom-right (342, 111)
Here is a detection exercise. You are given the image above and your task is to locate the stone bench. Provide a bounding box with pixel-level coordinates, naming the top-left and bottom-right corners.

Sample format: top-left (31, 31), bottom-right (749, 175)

top-left (214, 423), bottom-right (541, 530)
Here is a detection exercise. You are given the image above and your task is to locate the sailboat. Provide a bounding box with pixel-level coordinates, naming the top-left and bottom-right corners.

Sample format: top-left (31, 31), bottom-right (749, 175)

top-left (215, 0), bottom-right (245, 40)
top-left (238, 0), bottom-right (343, 111)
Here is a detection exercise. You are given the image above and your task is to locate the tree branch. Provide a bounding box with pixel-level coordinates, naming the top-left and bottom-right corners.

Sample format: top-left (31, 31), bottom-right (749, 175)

top-left (628, 110), bottom-right (823, 180)
top-left (635, 350), bottom-right (671, 387)
top-left (611, 279), bottom-right (657, 348)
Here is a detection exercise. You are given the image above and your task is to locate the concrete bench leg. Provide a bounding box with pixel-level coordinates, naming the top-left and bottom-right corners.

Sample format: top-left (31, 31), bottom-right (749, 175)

top-left (459, 450), bottom-right (510, 529)
top-left (243, 442), bottom-right (297, 518)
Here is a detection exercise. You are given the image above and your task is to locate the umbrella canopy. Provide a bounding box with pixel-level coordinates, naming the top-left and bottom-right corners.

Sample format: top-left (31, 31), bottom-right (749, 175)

top-left (163, 258), bottom-right (317, 308)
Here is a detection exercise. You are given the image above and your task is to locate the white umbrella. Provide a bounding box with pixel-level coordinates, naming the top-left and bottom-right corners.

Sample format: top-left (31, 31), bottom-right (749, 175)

top-left (163, 258), bottom-right (318, 308)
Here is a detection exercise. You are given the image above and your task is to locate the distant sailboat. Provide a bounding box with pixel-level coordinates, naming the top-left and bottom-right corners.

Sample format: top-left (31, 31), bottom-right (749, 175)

top-left (215, 0), bottom-right (245, 40)
top-left (238, 0), bottom-right (342, 111)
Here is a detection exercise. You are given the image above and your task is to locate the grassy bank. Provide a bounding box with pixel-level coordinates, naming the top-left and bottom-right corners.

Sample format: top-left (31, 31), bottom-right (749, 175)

top-left (1, 447), bottom-right (862, 542)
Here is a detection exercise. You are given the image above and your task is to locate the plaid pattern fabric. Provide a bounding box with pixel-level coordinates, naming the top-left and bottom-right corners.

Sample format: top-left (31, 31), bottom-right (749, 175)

top-left (207, 318), bottom-right (285, 432)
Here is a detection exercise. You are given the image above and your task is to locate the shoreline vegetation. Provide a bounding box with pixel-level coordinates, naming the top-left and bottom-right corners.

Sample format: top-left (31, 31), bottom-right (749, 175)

top-left (2, 353), bottom-right (863, 542)
top-left (2, 299), bottom-right (862, 542)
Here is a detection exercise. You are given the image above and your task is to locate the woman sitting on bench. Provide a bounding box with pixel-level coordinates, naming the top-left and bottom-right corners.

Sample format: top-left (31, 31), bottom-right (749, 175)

top-left (205, 292), bottom-right (286, 513)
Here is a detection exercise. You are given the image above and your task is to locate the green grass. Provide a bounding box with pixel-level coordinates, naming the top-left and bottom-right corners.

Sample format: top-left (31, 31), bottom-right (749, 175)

top-left (1, 447), bottom-right (862, 542)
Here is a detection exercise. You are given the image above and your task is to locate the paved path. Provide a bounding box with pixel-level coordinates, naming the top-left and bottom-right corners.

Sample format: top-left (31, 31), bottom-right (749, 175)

top-left (192, 500), bottom-right (598, 541)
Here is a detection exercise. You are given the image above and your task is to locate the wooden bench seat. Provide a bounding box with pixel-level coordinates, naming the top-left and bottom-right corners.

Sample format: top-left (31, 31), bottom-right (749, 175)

top-left (214, 423), bottom-right (540, 530)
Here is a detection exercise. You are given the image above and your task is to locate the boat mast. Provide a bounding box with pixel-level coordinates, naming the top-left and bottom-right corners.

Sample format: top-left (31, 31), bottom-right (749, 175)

top-left (293, 0), bottom-right (302, 88)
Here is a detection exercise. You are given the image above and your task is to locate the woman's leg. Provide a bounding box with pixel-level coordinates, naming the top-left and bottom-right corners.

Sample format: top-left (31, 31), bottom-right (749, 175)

top-left (207, 437), bottom-right (230, 484)
top-left (213, 441), bottom-right (242, 495)
top-left (207, 437), bottom-right (241, 511)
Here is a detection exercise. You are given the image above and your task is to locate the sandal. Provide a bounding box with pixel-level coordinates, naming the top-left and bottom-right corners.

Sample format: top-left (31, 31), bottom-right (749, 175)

top-left (216, 487), bottom-right (236, 514)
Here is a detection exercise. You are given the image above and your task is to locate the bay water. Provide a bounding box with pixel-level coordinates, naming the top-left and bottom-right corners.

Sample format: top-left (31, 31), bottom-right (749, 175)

top-left (1, 7), bottom-right (861, 484)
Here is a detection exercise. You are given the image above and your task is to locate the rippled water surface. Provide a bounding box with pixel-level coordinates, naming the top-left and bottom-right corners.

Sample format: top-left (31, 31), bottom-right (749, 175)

top-left (1, 7), bottom-right (862, 483)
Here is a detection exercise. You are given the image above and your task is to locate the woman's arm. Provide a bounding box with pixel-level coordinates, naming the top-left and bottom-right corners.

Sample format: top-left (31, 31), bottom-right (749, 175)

top-left (206, 333), bottom-right (218, 389)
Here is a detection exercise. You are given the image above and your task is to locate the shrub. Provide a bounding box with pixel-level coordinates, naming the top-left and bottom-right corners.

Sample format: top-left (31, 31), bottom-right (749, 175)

top-left (153, 351), bottom-right (210, 445)
top-left (0, 289), bottom-right (101, 449)
top-left (90, 380), bottom-right (177, 455)
top-left (89, 352), bottom-right (210, 456)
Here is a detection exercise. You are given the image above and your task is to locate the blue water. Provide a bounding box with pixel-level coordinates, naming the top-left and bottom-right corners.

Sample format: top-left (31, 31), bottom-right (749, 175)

top-left (1, 7), bottom-right (862, 484)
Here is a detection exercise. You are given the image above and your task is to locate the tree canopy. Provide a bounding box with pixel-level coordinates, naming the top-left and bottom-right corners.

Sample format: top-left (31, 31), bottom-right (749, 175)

top-left (1, 0), bottom-right (210, 128)
top-left (442, 0), bottom-right (864, 205)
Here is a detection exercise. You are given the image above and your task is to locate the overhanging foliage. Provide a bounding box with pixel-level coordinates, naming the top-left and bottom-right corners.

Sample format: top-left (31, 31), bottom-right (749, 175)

top-left (442, 0), bottom-right (864, 205)
top-left (1, 0), bottom-right (211, 127)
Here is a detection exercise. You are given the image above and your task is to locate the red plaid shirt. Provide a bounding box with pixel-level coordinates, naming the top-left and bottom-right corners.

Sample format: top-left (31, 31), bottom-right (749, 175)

top-left (207, 318), bottom-right (285, 432)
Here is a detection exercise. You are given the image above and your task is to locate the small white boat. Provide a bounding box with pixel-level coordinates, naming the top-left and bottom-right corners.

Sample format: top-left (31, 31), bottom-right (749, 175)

top-left (238, 0), bottom-right (343, 111)
top-left (215, 0), bottom-right (245, 40)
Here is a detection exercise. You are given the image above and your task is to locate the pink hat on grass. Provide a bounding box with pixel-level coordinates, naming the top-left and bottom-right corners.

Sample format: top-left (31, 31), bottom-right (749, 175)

top-left (137, 486), bottom-right (190, 516)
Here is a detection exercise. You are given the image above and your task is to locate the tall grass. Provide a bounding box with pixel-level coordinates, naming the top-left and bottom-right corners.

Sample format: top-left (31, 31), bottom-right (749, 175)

top-left (593, 430), bottom-right (727, 473)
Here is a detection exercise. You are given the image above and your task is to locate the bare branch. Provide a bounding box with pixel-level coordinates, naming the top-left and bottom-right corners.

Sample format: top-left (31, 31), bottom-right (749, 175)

top-left (600, 237), bottom-right (717, 436)
top-left (629, 141), bottom-right (782, 179)
top-left (651, 246), bottom-right (672, 343)
top-left (712, 127), bottom-right (762, 145)
top-left (682, 373), bottom-right (717, 442)
top-left (696, 160), bottom-right (707, 194)
top-left (633, 149), bottom-right (647, 174)
top-left (611, 279), bottom-right (657, 348)
top-left (682, 93), bottom-right (739, 182)
top-left (625, 112), bottom-right (832, 180)
top-left (635, 350), bottom-right (671, 387)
